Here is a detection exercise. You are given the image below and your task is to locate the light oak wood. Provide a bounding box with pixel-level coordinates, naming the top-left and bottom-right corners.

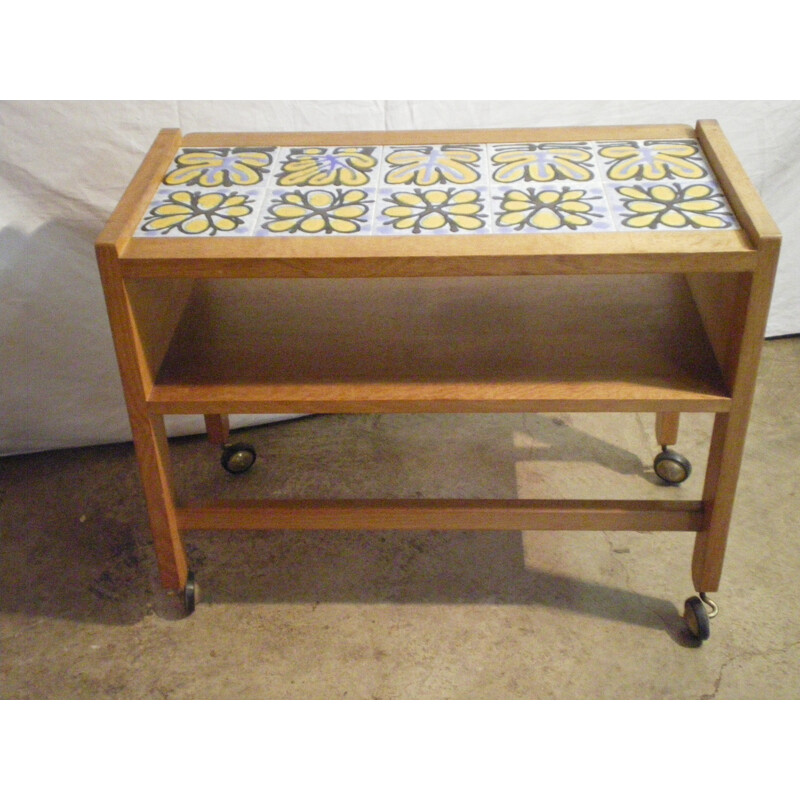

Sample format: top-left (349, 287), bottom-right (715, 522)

top-left (148, 275), bottom-right (730, 414)
top-left (119, 232), bottom-right (757, 278)
top-left (176, 499), bottom-right (704, 533)
top-left (204, 414), bottom-right (230, 445)
top-left (655, 412), bottom-right (681, 447)
top-left (180, 124), bottom-right (698, 148)
top-left (125, 278), bottom-right (194, 386)
top-left (686, 272), bottom-right (751, 391)
top-left (96, 243), bottom-right (188, 592)
top-left (97, 128), bottom-right (182, 252)
top-left (696, 119), bottom-right (782, 245)
top-left (94, 120), bottom-right (781, 606)
top-left (691, 236), bottom-right (781, 591)
top-left (115, 121), bottom-right (759, 277)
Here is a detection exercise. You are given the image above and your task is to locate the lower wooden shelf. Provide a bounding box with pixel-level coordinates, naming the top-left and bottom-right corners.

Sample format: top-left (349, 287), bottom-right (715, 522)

top-left (145, 273), bottom-right (731, 414)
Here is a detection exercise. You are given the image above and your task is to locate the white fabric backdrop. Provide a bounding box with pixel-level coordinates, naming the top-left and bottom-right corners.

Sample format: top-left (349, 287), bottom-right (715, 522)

top-left (1, 100), bottom-right (798, 455)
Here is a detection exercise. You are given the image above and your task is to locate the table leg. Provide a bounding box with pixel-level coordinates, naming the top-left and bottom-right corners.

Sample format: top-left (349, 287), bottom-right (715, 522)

top-left (130, 410), bottom-right (188, 593)
top-left (97, 244), bottom-right (189, 595)
top-left (655, 411), bottom-right (680, 447)
top-left (204, 414), bottom-right (230, 446)
top-left (691, 412), bottom-right (740, 592)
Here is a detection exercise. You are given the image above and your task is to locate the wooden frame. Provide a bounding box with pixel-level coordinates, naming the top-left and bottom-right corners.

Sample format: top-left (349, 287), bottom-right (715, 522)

top-left (96, 120), bottom-right (780, 605)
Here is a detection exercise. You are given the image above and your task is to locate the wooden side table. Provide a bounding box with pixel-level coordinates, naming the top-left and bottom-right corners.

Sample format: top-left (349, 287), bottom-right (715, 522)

top-left (96, 120), bottom-right (780, 640)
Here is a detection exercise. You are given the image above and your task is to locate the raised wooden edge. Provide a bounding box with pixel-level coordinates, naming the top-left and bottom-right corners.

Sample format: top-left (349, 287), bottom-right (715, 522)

top-left (96, 128), bottom-right (183, 253)
top-left (118, 231), bottom-right (757, 277)
top-left (175, 498), bottom-right (704, 532)
top-left (696, 119), bottom-right (781, 247)
top-left (179, 123), bottom-right (698, 147)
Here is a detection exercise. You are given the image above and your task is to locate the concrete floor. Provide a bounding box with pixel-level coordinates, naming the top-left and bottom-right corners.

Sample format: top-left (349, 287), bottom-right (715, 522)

top-left (1, 337), bottom-right (799, 699)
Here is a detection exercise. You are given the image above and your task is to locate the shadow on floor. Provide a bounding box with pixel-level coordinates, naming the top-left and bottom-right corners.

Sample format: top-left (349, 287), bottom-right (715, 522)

top-left (0, 517), bottom-right (697, 646)
top-left (0, 417), bottom-right (697, 645)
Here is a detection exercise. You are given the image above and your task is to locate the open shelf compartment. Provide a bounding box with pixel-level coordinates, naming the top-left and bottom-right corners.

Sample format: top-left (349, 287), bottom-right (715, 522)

top-left (133, 273), bottom-right (732, 414)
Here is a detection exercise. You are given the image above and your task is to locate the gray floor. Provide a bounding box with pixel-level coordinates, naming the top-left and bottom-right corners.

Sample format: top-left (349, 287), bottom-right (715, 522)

top-left (2, 337), bottom-right (799, 699)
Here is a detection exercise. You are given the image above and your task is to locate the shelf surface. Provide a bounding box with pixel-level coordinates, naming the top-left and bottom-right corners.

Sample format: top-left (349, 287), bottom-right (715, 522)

top-left (150, 274), bottom-right (731, 413)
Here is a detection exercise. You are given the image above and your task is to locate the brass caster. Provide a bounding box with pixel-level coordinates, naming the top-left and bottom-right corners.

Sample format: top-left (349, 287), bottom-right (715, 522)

top-left (654, 447), bottom-right (691, 485)
top-left (183, 571), bottom-right (198, 615)
top-left (683, 594), bottom-right (716, 642)
top-left (221, 442), bottom-right (256, 474)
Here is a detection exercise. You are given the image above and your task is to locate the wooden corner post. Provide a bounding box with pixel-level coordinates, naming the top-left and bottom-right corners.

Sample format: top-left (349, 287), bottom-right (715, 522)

top-left (690, 120), bottom-right (782, 592)
top-left (95, 129), bottom-right (189, 593)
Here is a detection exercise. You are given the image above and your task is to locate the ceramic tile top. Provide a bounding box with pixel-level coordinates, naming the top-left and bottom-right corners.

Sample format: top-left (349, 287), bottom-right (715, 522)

top-left (134, 139), bottom-right (739, 237)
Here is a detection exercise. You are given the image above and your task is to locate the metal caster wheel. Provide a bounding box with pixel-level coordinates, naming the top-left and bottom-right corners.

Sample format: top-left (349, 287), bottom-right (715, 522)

top-left (183, 571), bottom-right (198, 615)
top-left (221, 442), bottom-right (256, 474)
top-left (654, 447), bottom-right (691, 485)
top-left (683, 594), bottom-right (716, 642)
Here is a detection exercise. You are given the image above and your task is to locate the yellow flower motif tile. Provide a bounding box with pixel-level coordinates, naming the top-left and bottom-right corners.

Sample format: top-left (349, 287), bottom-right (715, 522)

top-left (274, 146), bottom-right (380, 188)
top-left (597, 139), bottom-right (708, 183)
top-left (611, 183), bottom-right (733, 230)
top-left (494, 187), bottom-right (609, 233)
top-left (489, 143), bottom-right (596, 183)
top-left (140, 188), bottom-right (262, 237)
top-left (382, 145), bottom-right (486, 186)
top-left (261, 189), bottom-right (374, 236)
top-left (378, 188), bottom-right (488, 235)
top-left (163, 147), bottom-right (276, 188)
top-left (134, 138), bottom-right (739, 237)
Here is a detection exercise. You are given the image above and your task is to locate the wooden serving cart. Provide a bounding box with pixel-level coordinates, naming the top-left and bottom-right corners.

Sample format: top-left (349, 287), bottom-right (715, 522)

top-left (96, 120), bottom-right (780, 641)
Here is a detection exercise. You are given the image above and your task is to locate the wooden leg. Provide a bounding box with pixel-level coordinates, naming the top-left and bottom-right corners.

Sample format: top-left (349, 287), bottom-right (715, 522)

top-left (97, 246), bottom-right (189, 595)
top-left (686, 238), bottom-right (781, 594)
top-left (691, 412), bottom-right (742, 592)
top-left (131, 411), bottom-right (188, 592)
top-left (204, 414), bottom-right (230, 446)
top-left (655, 411), bottom-right (680, 447)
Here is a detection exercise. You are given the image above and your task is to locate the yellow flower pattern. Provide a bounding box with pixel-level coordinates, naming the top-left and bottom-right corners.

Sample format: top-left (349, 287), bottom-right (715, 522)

top-left (599, 140), bottom-right (707, 182)
top-left (141, 190), bottom-right (254, 235)
top-left (164, 148), bottom-right (274, 187)
top-left (136, 138), bottom-right (739, 237)
top-left (491, 144), bottom-right (594, 183)
top-left (382, 189), bottom-right (486, 233)
top-left (496, 188), bottom-right (601, 231)
top-left (384, 145), bottom-right (483, 186)
top-left (262, 189), bottom-right (371, 235)
top-left (617, 184), bottom-right (733, 229)
top-left (276, 147), bottom-right (378, 187)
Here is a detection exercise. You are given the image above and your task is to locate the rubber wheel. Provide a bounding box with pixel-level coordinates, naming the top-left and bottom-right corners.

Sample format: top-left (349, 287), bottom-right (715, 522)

top-left (654, 449), bottom-right (692, 485)
top-left (184, 571), bottom-right (197, 615)
top-left (221, 442), bottom-right (256, 474)
top-left (684, 596), bottom-right (710, 641)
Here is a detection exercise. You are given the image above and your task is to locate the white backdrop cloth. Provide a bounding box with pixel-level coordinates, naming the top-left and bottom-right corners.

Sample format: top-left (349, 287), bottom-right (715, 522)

top-left (1, 100), bottom-right (798, 455)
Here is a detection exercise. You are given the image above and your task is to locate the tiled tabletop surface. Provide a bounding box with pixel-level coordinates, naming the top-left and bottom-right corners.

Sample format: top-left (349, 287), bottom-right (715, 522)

top-left (135, 138), bottom-right (739, 238)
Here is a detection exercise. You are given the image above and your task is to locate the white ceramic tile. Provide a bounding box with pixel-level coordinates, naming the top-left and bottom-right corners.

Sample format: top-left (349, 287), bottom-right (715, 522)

top-left (487, 141), bottom-right (598, 186)
top-left (257, 187), bottom-right (376, 237)
top-left (271, 145), bottom-right (383, 190)
top-left (137, 186), bottom-right (264, 237)
top-left (375, 186), bottom-right (490, 236)
top-left (490, 183), bottom-right (614, 234)
top-left (380, 144), bottom-right (488, 188)
top-left (160, 146), bottom-right (278, 190)
top-left (606, 179), bottom-right (740, 232)
top-left (134, 137), bottom-right (741, 237)
top-left (595, 139), bottom-right (712, 185)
